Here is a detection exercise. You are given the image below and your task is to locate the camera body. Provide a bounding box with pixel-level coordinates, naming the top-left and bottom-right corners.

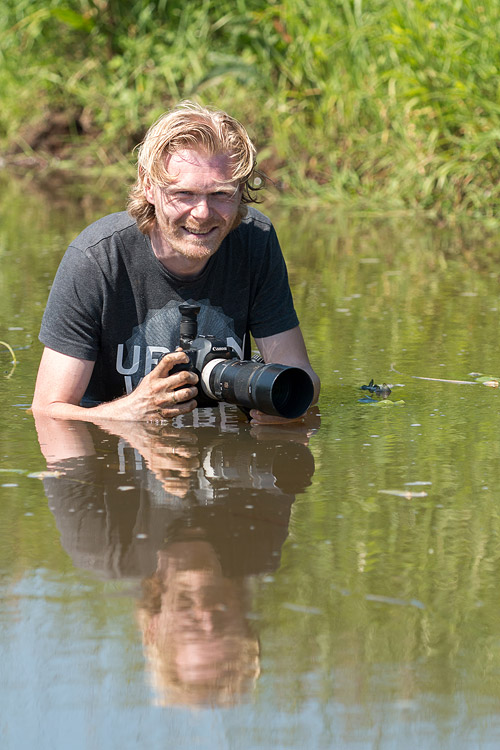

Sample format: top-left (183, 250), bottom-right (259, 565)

top-left (172, 327), bottom-right (239, 409)
top-left (171, 303), bottom-right (314, 419)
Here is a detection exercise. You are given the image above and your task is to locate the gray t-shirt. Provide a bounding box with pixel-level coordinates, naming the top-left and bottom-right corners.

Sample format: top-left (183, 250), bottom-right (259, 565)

top-left (39, 207), bottom-right (299, 404)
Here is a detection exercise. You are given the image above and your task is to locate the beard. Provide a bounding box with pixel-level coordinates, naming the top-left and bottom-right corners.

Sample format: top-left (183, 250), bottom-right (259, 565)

top-left (152, 204), bottom-right (246, 262)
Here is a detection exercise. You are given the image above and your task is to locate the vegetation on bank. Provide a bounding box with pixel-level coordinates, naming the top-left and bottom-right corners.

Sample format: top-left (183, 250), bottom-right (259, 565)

top-left (1, 0), bottom-right (500, 221)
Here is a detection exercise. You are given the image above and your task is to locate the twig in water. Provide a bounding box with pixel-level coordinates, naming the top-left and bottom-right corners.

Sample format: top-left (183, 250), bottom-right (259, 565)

top-left (389, 363), bottom-right (477, 385)
top-left (0, 340), bottom-right (18, 379)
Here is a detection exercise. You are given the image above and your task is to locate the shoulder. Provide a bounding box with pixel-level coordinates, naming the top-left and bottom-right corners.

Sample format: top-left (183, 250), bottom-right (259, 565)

top-left (230, 206), bottom-right (279, 251)
top-left (69, 211), bottom-right (142, 253)
top-left (239, 206), bottom-right (274, 233)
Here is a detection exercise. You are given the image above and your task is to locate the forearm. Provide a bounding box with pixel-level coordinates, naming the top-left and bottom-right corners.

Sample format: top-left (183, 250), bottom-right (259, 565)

top-left (32, 395), bottom-right (136, 423)
top-left (255, 327), bottom-right (321, 404)
top-left (300, 364), bottom-right (320, 405)
top-left (32, 347), bottom-right (198, 423)
top-left (33, 412), bottom-right (97, 464)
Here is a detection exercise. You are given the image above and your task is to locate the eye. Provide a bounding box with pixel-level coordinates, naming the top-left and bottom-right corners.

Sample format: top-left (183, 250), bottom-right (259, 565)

top-left (213, 191), bottom-right (235, 200)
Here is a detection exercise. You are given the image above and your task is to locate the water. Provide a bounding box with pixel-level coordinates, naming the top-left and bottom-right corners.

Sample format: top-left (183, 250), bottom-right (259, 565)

top-left (2, 176), bottom-right (500, 748)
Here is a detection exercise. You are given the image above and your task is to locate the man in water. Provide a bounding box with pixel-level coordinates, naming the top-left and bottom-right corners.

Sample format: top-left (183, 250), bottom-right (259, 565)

top-left (32, 101), bottom-right (320, 424)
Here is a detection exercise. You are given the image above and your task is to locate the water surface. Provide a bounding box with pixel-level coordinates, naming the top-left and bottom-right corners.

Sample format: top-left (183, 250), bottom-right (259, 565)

top-left (2, 176), bottom-right (500, 748)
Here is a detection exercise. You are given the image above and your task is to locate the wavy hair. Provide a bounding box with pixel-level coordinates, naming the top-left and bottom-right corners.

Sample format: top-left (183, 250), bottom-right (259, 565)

top-left (128, 101), bottom-right (262, 235)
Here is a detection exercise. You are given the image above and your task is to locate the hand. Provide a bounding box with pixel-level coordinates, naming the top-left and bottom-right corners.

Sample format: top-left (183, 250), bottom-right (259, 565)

top-left (110, 349), bottom-right (199, 422)
top-left (32, 346), bottom-right (199, 423)
top-left (99, 420), bottom-right (200, 496)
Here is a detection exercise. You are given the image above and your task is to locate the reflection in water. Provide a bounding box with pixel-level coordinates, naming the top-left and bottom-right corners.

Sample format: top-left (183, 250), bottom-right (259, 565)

top-left (138, 536), bottom-right (260, 707)
top-left (34, 407), bottom-right (316, 707)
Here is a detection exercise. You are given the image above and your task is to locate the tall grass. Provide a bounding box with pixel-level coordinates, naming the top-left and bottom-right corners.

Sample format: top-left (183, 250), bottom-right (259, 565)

top-left (1, 0), bottom-right (500, 220)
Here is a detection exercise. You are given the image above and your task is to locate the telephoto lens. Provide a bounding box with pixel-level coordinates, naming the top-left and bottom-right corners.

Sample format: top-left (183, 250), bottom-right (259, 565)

top-left (173, 302), bottom-right (314, 418)
top-left (201, 358), bottom-right (314, 419)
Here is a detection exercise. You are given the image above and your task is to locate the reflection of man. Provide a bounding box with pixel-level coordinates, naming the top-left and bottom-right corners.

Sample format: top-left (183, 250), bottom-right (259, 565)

top-left (35, 415), bottom-right (315, 705)
top-left (32, 101), bottom-right (320, 425)
top-left (138, 530), bottom-right (260, 707)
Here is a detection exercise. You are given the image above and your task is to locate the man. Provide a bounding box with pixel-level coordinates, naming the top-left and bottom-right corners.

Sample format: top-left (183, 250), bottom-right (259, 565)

top-left (32, 101), bottom-right (320, 425)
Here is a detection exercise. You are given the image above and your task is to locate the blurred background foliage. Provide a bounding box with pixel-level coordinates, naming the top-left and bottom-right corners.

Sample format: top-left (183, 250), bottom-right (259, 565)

top-left (1, 0), bottom-right (500, 221)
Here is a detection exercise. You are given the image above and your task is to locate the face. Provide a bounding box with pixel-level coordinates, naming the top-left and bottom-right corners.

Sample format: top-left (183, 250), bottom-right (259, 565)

top-left (144, 149), bottom-right (243, 271)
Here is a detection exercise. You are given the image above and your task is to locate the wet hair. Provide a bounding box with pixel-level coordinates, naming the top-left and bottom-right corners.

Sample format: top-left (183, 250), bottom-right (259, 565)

top-left (127, 101), bottom-right (262, 235)
top-left (137, 556), bottom-right (260, 707)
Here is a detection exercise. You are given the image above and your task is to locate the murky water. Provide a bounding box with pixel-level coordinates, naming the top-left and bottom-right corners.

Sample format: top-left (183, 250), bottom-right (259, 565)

top-left (2, 176), bottom-right (500, 748)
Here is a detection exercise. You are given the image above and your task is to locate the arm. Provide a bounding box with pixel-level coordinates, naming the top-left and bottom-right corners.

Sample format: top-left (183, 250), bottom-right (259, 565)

top-left (33, 412), bottom-right (97, 464)
top-left (31, 346), bottom-right (199, 423)
top-left (252, 326), bottom-right (320, 425)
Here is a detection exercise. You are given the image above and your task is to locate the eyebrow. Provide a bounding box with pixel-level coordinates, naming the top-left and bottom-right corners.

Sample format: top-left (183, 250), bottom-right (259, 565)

top-left (166, 184), bottom-right (240, 196)
top-left (172, 186), bottom-right (235, 192)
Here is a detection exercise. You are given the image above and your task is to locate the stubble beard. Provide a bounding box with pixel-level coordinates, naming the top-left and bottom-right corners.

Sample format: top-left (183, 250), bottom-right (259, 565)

top-left (155, 209), bottom-right (244, 262)
top-left (173, 225), bottom-right (223, 260)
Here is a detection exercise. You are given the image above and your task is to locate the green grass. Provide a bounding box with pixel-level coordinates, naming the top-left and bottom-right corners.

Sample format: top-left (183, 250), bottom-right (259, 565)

top-left (1, 0), bottom-right (500, 221)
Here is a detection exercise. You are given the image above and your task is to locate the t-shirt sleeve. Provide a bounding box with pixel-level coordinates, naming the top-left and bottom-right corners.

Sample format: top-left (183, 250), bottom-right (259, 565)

top-left (39, 245), bottom-right (104, 361)
top-left (248, 222), bottom-right (299, 338)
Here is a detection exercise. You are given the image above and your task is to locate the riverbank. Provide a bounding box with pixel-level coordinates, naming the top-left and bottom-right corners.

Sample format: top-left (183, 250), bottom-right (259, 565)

top-left (2, 0), bottom-right (500, 224)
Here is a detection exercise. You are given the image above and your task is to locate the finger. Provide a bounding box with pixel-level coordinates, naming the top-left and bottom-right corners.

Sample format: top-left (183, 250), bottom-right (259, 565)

top-left (170, 370), bottom-right (199, 389)
top-left (150, 368), bottom-right (198, 400)
top-left (164, 386), bottom-right (198, 407)
top-left (151, 350), bottom-right (190, 377)
top-left (157, 398), bottom-right (197, 419)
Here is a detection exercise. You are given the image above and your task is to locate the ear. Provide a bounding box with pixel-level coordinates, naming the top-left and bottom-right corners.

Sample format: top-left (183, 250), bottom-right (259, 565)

top-left (142, 170), bottom-right (156, 205)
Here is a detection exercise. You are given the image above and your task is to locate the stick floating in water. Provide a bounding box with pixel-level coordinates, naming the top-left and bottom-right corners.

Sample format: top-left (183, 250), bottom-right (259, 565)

top-left (0, 340), bottom-right (17, 379)
top-left (389, 364), bottom-right (499, 387)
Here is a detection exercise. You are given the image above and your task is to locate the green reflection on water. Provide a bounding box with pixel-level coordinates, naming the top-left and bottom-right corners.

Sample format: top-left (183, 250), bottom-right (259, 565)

top-left (1, 179), bottom-right (500, 747)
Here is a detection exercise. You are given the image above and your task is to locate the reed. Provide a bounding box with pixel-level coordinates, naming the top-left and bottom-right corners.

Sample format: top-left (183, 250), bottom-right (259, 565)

top-left (1, 0), bottom-right (499, 220)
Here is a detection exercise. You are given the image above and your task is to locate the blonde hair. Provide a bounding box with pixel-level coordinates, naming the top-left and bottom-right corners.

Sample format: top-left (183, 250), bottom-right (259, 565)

top-left (137, 566), bottom-right (260, 707)
top-left (128, 101), bottom-right (262, 235)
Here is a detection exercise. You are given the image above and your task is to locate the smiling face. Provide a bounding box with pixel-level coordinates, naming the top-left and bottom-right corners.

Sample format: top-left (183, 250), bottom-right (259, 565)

top-left (144, 149), bottom-right (243, 276)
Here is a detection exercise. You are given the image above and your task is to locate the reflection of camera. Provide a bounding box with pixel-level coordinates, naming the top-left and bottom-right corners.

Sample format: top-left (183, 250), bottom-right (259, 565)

top-left (171, 303), bottom-right (313, 419)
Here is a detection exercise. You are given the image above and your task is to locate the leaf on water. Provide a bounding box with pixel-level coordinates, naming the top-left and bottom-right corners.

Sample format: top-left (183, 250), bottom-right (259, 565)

top-left (371, 399), bottom-right (405, 406)
top-left (365, 594), bottom-right (425, 609)
top-left (27, 470), bottom-right (65, 479)
top-left (282, 603), bottom-right (322, 615)
top-left (378, 489), bottom-right (428, 498)
top-left (359, 398), bottom-right (405, 406)
top-left (473, 375), bottom-right (500, 385)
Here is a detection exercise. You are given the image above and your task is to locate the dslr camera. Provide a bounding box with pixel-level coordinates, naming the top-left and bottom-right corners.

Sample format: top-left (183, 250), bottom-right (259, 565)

top-left (170, 303), bottom-right (314, 419)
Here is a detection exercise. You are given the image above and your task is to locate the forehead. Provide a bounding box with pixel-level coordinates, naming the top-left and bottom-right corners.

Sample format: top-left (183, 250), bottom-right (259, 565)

top-left (165, 148), bottom-right (236, 186)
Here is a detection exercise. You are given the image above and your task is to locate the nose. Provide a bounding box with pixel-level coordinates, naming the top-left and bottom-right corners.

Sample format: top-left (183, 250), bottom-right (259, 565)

top-left (190, 196), bottom-right (211, 220)
top-left (198, 609), bottom-right (216, 634)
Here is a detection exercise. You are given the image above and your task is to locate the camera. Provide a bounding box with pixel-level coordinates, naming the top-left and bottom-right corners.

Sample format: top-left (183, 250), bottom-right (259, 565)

top-left (170, 303), bottom-right (314, 419)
